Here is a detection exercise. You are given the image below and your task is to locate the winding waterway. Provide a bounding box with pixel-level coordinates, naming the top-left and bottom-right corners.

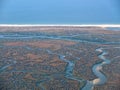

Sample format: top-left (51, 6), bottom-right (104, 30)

top-left (46, 46), bottom-right (112, 90)
top-left (82, 48), bottom-right (111, 90)
top-left (47, 50), bottom-right (84, 82)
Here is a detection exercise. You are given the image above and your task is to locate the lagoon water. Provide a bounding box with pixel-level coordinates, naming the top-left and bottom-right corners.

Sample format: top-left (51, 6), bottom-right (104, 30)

top-left (0, 0), bottom-right (120, 24)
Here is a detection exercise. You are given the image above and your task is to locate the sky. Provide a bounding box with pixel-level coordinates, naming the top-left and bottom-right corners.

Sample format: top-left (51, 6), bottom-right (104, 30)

top-left (0, 0), bottom-right (120, 24)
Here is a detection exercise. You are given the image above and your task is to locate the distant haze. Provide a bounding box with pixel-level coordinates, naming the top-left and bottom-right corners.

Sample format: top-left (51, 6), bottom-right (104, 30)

top-left (0, 0), bottom-right (120, 24)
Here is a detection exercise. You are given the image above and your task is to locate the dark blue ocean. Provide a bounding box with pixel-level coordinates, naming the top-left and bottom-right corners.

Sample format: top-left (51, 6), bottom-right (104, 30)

top-left (0, 0), bottom-right (120, 24)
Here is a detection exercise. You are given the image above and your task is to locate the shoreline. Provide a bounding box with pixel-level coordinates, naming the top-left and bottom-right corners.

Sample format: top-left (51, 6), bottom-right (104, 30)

top-left (0, 24), bottom-right (120, 27)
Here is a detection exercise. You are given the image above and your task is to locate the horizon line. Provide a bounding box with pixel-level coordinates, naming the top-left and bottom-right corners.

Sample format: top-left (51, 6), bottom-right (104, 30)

top-left (0, 24), bottom-right (120, 27)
